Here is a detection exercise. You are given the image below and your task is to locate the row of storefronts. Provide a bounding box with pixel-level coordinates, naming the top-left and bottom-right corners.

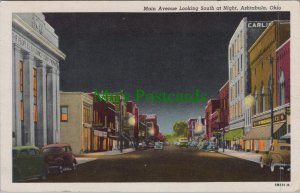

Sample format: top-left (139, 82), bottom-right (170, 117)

top-left (59, 91), bottom-right (164, 155)
top-left (204, 18), bottom-right (290, 153)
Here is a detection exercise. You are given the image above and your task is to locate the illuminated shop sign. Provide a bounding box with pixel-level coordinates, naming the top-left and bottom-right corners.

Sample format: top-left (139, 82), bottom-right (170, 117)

top-left (253, 114), bottom-right (286, 127)
top-left (247, 22), bottom-right (270, 28)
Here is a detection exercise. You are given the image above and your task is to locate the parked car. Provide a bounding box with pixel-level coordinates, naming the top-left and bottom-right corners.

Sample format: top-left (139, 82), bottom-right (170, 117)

top-left (260, 142), bottom-right (290, 172)
top-left (13, 146), bottom-right (48, 182)
top-left (179, 138), bottom-right (189, 148)
top-left (138, 142), bottom-right (147, 150)
top-left (154, 142), bottom-right (163, 150)
top-left (206, 142), bottom-right (218, 152)
top-left (42, 143), bottom-right (77, 174)
top-left (188, 141), bottom-right (199, 148)
top-left (147, 142), bottom-right (155, 148)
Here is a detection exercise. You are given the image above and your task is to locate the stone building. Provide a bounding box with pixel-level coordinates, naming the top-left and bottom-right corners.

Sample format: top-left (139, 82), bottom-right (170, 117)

top-left (228, 18), bottom-right (271, 149)
top-left (12, 13), bottom-right (66, 147)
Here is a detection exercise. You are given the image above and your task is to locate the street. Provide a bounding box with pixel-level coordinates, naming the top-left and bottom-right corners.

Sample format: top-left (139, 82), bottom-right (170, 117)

top-left (32, 146), bottom-right (290, 182)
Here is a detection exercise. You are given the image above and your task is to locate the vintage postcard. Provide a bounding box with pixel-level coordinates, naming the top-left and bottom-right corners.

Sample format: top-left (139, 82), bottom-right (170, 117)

top-left (0, 0), bottom-right (300, 192)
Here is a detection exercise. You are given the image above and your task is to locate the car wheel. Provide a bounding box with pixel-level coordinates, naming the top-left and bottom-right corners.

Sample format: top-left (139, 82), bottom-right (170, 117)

top-left (260, 158), bottom-right (264, 168)
top-left (270, 160), bottom-right (275, 172)
top-left (71, 161), bottom-right (77, 171)
top-left (58, 165), bottom-right (64, 174)
top-left (40, 167), bottom-right (48, 180)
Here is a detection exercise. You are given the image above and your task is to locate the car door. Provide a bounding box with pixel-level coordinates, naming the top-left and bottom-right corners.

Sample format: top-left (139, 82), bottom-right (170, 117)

top-left (28, 148), bottom-right (40, 177)
top-left (63, 146), bottom-right (73, 166)
top-left (18, 149), bottom-right (30, 179)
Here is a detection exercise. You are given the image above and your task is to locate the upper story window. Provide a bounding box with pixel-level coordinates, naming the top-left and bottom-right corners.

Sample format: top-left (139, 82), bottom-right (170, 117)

top-left (61, 106), bottom-right (68, 122)
top-left (20, 61), bottom-right (23, 92)
top-left (279, 70), bottom-right (285, 105)
top-left (33, 68), bottom-right (37, 97)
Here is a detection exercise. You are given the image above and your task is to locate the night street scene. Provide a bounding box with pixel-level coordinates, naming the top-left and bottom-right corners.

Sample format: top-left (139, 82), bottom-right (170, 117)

top-left (12, 11), bottom-right (291, 183)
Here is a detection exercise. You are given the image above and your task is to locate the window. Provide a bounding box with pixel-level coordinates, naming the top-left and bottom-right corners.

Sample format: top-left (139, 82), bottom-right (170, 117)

top-left (28, 149), bottom-right (37, 156)
top-left (20, 150), bottom-right (28, 156)
top-left (33, 68), bottom-right (37, 97)
top-left (20, 61), bottom-right (23, 92)
top-left (61, 106), bottom-right (68, 122)
top-left (83, 105), bottom-right (91, 123)
top-left (254, 89), bottom-right (258, 115)
top-left (261, 85), bottom-right (265, 113)
top-left (279, 70), bottom-right (285, 105)
top-left (34, 105), bottom-right (38, 122)
top-left (20, 100), bottom-right (24, 121)
top-left (240, 55), bottom-right (243, 71)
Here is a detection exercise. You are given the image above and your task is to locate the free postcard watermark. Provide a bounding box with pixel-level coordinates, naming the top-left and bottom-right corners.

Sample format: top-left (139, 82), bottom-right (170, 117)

top-left (94, 89), bottom-right (207, 104)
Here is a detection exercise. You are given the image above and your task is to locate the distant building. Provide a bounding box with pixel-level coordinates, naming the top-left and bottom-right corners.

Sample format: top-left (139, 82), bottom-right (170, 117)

top-left (60, 92), bottom-right (93, 154)
top-left (187, 118), bottom-right (198, 140)
top-left (12, 13), bottom-right (66, 147)
top-left (218, 82), bottom-right (230, 146)
top-left (205, 99), bottom-right (220, 140)
top-left (90, 93), bottom-right (116, 152)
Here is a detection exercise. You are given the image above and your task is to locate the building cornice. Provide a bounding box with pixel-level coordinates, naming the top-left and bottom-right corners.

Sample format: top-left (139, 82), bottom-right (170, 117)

top-left (13, 14), bottom-right (66, 60)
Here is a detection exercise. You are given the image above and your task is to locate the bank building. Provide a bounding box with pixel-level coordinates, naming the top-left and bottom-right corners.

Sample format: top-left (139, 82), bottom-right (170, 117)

top-left (12, 13), bottom-right (66, 147)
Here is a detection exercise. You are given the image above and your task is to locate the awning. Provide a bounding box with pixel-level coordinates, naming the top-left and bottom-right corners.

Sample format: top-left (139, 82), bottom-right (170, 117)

top-left (244, 122), bottom-right (285, 140)
top-left (280, 133), bottom-right (290, 139)
top-left (224, 128), bottom-right (243, 141)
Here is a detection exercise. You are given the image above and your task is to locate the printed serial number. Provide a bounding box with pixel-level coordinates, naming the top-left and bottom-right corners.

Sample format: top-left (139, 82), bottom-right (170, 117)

top-left (275, 183), bottom-right (290, 187)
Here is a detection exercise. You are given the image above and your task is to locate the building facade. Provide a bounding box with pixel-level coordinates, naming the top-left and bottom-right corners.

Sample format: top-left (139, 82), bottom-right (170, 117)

top-left (90, 93), bottom-right (116, 152)
top-left (245, 21), bottom-right (290, 152)
top-left (187, 118), bottom-right (198, 140)
top-left (12, 13), bottom-right (66, 147)
top-left (60, 92), bottom-right (93, 154)
top-left (205, 99), bottom-right (220, 139)
top-left (276, 39), bottom-right (290, 141)
top-left (228, 18), bottom-right (271, 149)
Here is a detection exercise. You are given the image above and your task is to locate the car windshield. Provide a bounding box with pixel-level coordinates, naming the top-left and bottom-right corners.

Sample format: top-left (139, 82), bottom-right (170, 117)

top-left (43, 147), bottom-right (64, 154)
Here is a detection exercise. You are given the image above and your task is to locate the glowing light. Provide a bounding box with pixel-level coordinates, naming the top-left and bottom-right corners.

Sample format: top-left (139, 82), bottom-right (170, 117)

top-left (245, 95), bottom-right (255, 108)
top-left (128, 116), bottom-right (136, 126)
top-left (148, 128), bottom-right (155, 136)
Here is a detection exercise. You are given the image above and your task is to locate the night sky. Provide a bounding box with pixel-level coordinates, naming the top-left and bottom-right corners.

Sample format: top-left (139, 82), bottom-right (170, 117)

top-left (44, 12), bottom-right (289, 134)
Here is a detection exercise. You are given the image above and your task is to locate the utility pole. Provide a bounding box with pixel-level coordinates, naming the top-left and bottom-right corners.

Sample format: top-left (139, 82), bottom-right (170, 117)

top-left (119, 91), bottom-right (123, 153)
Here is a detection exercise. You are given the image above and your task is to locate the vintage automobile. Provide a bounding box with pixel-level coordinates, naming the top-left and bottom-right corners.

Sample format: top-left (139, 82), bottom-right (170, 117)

top-left (138, 142), bottom-right (147, 150)
top-left (178, 138), bottom-right (189, 148)
top-left (154, 142), bottom-right (163, 150)
top-left (13, 146), bottom-right (48, 182)
top-left (204, 142), bottom-right (218, 152)
top-left (42, 143), bottom-right (77, 174)
top-left (260, 142), bottom-right (290, 172)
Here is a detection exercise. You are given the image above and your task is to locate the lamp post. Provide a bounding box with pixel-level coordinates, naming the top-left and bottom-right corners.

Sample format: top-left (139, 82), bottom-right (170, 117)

top-left (270, 56), bottom-right (274, 144)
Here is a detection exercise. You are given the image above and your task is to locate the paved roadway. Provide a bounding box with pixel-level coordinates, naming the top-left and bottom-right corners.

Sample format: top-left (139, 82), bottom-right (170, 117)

top-left (32, 146), bottom-right (290, 182)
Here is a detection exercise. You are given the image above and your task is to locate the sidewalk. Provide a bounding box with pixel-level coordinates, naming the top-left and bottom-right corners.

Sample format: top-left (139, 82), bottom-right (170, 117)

top-left (218, 148), bottom-right (261, 164)
top-left (75, 148), bottom-right (136, 165)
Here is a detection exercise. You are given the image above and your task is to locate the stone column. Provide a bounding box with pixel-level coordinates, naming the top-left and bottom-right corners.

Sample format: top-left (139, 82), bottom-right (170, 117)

top-left (13, 44), bottom-right (22, 146)
top-left (56, 69), bottom-right (60, 143)
top-left (46, 67), bottom-right (57, 144)
top-left (37, 61), bottom-right (47, 147)
top-left (23, 52), bottom-right (34, 145)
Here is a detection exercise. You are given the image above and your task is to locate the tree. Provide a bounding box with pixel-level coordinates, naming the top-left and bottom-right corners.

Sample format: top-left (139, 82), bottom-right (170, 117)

top-left (173, 121), bottom-right (188, 137)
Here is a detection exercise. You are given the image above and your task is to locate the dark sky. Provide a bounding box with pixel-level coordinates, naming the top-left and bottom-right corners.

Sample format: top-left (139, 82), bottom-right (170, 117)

top-left (44, 12), bottom-right (289, 134)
